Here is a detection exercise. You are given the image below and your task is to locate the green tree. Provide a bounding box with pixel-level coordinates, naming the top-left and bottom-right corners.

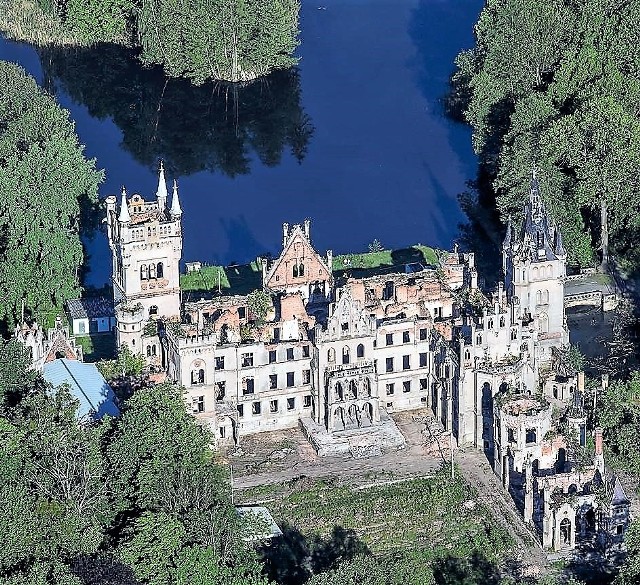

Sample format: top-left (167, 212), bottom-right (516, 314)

top-left (0, 62), bottom-right (102, 330)
top-left (137, 0), bottom-right (299, 84)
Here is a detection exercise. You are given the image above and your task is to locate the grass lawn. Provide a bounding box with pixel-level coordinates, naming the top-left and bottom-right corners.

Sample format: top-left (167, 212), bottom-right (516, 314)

top-left (181, 245), bottom-right (440, 297)
top-left (333, 245), bottom-right (439, 279)
top-left (236, 468), bottom-right (513, 559)
top-left (75, 333), bottom-right (117, 362)
top-left (180, 261), bottom-right (262, 296)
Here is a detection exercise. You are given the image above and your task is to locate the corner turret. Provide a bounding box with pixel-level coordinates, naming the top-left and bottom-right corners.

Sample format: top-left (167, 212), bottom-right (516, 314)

top-left (170, 179), bottom-right (182, 219)
top-left (156, 161), bottom-right (168, 210)
top-left (118, 186), bottom-right (131, 223)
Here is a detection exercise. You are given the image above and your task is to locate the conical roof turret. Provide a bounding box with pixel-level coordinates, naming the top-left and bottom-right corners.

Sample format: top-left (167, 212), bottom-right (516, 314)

top-left (170, 179), bottom-right (182, 218)
top-left (118, 186), bottom-right (131, 223)
top-left (156, 160), bottom-right (168, 210)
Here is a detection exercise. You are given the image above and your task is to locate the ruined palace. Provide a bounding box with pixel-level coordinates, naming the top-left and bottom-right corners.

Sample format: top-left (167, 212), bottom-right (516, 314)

top-left (101, 165), bottom-right (629, 550)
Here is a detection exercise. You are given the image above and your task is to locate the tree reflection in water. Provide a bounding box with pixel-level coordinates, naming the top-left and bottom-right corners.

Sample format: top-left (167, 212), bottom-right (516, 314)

top-left (40, 43), bottom-right (314, 177)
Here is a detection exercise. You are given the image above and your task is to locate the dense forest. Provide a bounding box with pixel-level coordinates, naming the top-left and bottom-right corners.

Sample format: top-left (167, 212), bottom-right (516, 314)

top-left (0, 62), bottom-right (102, 331)
top-left (451, 0), bottom-right (640, 271)
top-left (1, 0), bottom-right (300, 83)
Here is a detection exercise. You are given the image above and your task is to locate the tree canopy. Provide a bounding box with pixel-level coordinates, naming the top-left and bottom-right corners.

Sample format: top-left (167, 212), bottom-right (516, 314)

top-left (452, 0), bottom-right (640, 269)
top-left (27, 0), bottom-right (300, 83)
top-left (0, 62), bottom-right (102, 331)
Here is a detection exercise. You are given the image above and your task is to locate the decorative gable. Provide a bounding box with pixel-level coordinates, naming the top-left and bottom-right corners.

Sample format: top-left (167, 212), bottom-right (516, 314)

top-left (263, 221), bottom-right (332, 292)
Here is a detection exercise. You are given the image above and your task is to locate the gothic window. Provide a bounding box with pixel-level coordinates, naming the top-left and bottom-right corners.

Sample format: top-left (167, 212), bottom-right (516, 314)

top-left (298, 263), bottom-right (305, 276)
top-left (357, 344), bottom-right (365, 358)
top-left (364, 377), bottom-right (372, 397)
top-left (499, 316), bottom-right (505, 328)
top-left (149, 264), bottom-right (156, 279)
top-left (349, 380), bottom-right (357, 399)
top-left (382, 281), bottom-right (394, 301)
top-left (510, 328), bottom-right (517, 341)
top-left (536, 290), bottom-right (542, 305)
top-left (157, 262), bottom-right (164, 278)
top-left (476, 334), bottom-right (482, 345)
top-left (336, 382), bottom-right (344, 401)
top-left (342, 346), bottom-right (350, 365)
top-left (464, 349), bottom-right (470, 360)
top-left (191, 368), bottom-right (205, 385)
top-left (539, 312), bottom-right (549, 334)
top-left (328, 348), bottom-right (335, 363)
top-left (525, 428), bottom-right (537, 444)
top-left (543, 290), bottom-right (549, 304)
top-left (140, 264), bottom-right (149, 280)
top-left (292, 264), bottom-right (299, 278)
top-left (488, 319), bottom-right (493, 330)
top-left (147, 345), bottom-right (152, 357)
top-left (532, 267), bottom-right (539, 280)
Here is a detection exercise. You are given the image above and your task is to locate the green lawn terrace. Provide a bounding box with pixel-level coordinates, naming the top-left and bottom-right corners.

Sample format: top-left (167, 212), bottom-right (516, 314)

top-left (180, 245), bottom-right (440, 300)
top-left (235, 469), bottom-right (515, 573)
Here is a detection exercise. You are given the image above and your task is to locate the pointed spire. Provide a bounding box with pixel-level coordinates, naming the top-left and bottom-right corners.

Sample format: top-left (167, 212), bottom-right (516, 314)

top-left (156, 160), bottom-right (168, 210)
top-left (555, 224), bottom-right (566, 257)
top-left (530, 169), bottom-right (544, 222)
top-left (170, 179), bottom-right (182, 218)
top-left (611, 476), bottom-right (630, 506)
top-left (118, 186), bottom-right (131, 223)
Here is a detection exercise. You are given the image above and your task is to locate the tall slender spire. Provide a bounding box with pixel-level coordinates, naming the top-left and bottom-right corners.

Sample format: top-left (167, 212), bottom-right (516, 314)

top-left (156, 160), bottom-right (168, 210)
top-left (170, 179), bottom-right (182, 218)
top-left (530, 169), bottom-right (544, 222)
top-left (118, 186), bottom-right (131, 223)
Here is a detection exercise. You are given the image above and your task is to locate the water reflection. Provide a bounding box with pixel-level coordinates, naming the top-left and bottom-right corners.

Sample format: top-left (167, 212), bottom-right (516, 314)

top-left (39, 43), bottom-right (314, 177)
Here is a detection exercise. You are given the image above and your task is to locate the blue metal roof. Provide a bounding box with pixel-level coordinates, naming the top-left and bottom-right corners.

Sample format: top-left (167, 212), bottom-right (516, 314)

top-left (42, 359), bottom-right (119, 420)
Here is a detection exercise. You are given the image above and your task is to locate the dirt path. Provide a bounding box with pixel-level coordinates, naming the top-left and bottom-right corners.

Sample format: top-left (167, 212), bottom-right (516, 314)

top-left (456, 449), bottom-right (548, 573)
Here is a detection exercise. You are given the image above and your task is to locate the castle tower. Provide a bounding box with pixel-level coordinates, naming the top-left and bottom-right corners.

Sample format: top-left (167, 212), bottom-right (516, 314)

top-left (105, 164), bottom-right (183, 353)
top-left (502, 172), bottom-right (568, 362)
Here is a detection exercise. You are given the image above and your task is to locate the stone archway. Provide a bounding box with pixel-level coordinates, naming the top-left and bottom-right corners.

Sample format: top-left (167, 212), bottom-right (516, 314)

top-left (334, 407), bottom-right (345, 431)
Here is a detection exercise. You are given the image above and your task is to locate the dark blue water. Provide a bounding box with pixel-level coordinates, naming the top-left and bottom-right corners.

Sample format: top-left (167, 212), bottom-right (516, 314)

top-left (0, 0), bottom-right (482, 286)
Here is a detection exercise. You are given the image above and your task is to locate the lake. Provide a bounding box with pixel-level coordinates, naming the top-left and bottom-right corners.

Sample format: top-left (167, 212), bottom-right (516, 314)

top-left (0, 0), bottom-right (482, 287)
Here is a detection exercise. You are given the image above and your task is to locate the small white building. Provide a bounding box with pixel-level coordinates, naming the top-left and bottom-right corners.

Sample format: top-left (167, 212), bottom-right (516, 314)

top-left (65, 297), bottom-right (116, 336)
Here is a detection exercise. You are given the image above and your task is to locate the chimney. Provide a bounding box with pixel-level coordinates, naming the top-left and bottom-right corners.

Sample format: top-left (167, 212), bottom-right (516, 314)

top-left (303, 218), bottom-right (310, 239)
top-left (595, 427), bottom-right (603, 456)
top-left (283, 222), bottom-right (289, 247)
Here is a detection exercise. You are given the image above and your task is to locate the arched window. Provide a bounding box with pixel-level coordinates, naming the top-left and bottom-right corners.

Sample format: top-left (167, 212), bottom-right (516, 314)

top-left (293, 264), bottom-right (299, 278)
top-left (349, 380), bottom-right (358, 399)
top-left (342, 346), bottom-right (350, 365)
top-left (543, 290), bottom-right (549, 304)
top-left (336, 382), bottom-right (344, 401)
top-left (535, 290), bottom-right (542, 305)
top-left (539, 312), bottom-right (549, 334)
top-left (328, 348), bottom-right (335, 363)
top-left (357, 344), bottom-right (365, 358)
top-left (298, 263), bottom-right (304, 277)
top-left (510, 328), bottom-right (517, 340)
top-left (147, 345), bottom-right (152, 357)
top-left (532, 267), bottom-right (539, 280)
top-left (364, 378), bottom-right (372, 397)
top-left (464, 349), bottom-right (471, 360)
top-left (149, 264), bottom-right (156, 279)
top-left (157, 262), bottom-right (164, 278)
top-left (152, 345), bottom-right (157, 356)
top-left (140, 264), bottom-right (149, 280)
top-left (476, 334), bottom-right (482, 345)
top-left (487, 319), bottom-right (493, 330)
top-left (547, 265), bottom-right (553, 278)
